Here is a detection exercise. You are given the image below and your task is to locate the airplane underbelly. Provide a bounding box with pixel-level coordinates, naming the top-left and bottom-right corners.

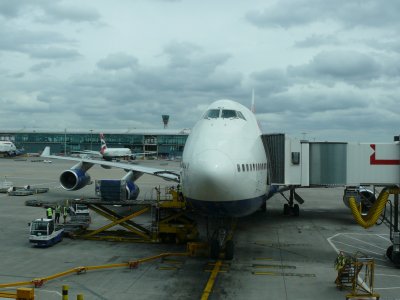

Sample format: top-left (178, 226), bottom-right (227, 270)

top-left (186, 196), bottom-right (265, 218)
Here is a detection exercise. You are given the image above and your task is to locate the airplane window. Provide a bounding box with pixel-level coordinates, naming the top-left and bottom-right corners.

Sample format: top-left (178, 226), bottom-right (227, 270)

top-left (242, 164), bottom-right (245, 172)
top-left (253, 163), bottom-right (255, 170)
top-left (237, 164), bottom-right (240, 172)
top-left (204, 109), bottom-right (220, 119)
top-left (221, 110), bottom-right (237, 118)
top-left (246, 164), bottom-right (249, 171)
top-left (237, 111), bottom-right (246, 120)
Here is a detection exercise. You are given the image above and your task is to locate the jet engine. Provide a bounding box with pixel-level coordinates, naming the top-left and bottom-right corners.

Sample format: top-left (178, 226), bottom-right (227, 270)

top-left (60, 162), bottom-right (93, 191)
top-left (343, 186), bottom-right (376, 214)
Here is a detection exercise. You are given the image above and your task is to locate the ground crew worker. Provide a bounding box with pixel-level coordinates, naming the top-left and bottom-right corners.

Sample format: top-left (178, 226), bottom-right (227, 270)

top-left (335, 251), bottom-right (347, 287)
top-left (46, 206), bottom-right (53, 219)
top-left (334, 251), bottom-right (347, 271)
top-left (54, 205), bottom-right (61, 224)
top-left (63, 206), bottom-right (68, 224)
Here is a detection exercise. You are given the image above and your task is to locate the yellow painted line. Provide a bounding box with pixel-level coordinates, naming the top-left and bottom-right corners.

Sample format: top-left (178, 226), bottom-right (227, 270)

top-left (201, 260), bottom-right (222, 300)
top-left (204, 269), bottom-right (228, 273)
top-left (207, 262), bottom-right (229, 266)
top-left (158, 267), bottom-right (178, 271)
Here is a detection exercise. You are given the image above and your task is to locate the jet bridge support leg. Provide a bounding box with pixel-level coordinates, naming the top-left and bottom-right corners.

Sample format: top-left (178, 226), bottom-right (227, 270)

top-left (387, 193), bottom-right (400, 266)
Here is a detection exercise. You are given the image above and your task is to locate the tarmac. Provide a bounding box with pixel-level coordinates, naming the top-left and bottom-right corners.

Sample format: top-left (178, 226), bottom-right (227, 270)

top-left (0, 157), bottom-right (399, 300)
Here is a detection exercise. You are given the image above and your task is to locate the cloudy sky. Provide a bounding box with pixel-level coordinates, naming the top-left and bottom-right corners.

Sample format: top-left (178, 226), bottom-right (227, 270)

top-left (1, 0), bottom-right (399, 142)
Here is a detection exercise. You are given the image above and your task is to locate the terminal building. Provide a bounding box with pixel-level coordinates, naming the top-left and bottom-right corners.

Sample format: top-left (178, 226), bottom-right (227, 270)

top-left (0, 129), bottom-right (190, 158)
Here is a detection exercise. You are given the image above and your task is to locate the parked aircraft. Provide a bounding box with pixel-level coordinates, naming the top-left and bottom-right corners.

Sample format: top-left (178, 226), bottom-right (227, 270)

top-left (99, 133), bottom-right (133, 160)
top-left (76, 133), bottom-right (136, 161)
top-left (0, 141), bottom-right (17, 156)
top-left (41, 99), bottom-right (269, 259)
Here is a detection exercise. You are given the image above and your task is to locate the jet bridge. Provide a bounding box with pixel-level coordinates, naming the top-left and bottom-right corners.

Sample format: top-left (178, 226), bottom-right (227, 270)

top-left (262, 133), bottom-right (400, 265)
top-left (262, 133), bottom-right (400, 186)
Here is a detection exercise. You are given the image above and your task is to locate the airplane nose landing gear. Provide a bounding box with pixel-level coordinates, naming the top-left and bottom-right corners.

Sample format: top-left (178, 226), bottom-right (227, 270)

top-left (282, 188), bottom-right (303, 217)
top-left (208, 218), bottom-right (236, 260)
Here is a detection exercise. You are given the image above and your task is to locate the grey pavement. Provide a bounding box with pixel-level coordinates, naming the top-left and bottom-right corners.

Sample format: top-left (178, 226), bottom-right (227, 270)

top-left (0, 158), bottom-right (399, 300)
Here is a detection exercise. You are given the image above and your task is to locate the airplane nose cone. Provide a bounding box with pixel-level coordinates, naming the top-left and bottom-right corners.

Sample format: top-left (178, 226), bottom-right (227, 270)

top-left (185, 150), bottom-right (235, 201)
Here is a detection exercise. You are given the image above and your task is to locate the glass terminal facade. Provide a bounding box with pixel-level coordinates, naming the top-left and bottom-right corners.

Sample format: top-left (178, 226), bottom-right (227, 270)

top-left (0, 130), bottom-right (189, 158)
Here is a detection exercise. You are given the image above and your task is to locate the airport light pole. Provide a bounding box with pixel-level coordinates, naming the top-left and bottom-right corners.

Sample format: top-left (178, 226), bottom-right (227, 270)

top-left (90, 129), bottom-right (93, 150)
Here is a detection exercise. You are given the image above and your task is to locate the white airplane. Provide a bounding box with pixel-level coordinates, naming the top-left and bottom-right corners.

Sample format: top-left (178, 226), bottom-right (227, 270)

top-left (40, 99), bottom-right (269, 259)
top-left (99, 133), bottom-right (133, 160)
top-left (0, 141), bottom-right (17, 156)
top-left (76, 133), bottom-right (135, 161)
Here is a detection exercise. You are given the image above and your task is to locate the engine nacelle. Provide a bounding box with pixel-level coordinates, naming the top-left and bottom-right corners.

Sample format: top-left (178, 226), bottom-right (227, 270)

top-left (60, 168), bottom-right (91, 191)
top-left (343, 186), bottom-right (376, 214)
top-left (126, 181), bottom-right (140, 200)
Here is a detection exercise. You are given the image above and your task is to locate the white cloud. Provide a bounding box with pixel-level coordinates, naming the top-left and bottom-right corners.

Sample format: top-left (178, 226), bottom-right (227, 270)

top-left (0, 0), bottom-right (399, 142)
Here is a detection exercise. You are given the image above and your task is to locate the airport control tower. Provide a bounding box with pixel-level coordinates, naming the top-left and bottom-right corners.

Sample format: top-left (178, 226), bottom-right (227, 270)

top-left (162, 115), bottom-right (170, 129)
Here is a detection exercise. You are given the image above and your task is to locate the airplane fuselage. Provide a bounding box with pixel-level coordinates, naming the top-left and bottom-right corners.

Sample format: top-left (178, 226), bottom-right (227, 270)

top-left (102, 148), bottom-right (132, 160)
top-left (0, 141), bottom-right (17, 154)
top-left (181, 100), bottom-right (269, 217)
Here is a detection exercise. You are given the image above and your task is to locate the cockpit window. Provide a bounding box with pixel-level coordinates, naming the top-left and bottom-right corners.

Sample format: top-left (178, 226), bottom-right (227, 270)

top-left (204, 108), bottom-right (246, 121)
top-left (204, 109), bottom-right (220, 119)
top-left (237, 111), bottom-right (246, 120)
top-left (221, 110), bottom-right (237, 118)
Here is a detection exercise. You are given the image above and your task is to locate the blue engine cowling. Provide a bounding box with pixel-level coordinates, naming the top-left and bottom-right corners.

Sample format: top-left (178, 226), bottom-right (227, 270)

top-left (60, 168), bottom-right (91, 191)
top-left (126, 181), bottom-right (140, 200)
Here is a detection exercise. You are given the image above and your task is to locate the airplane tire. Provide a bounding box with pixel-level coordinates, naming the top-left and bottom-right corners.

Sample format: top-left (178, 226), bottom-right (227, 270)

top-left (283, 204), bottom-right (289, 215)
top-left (225, 240), bottom-right (234, 260)
top-left (386, 245), bottom-right (393, 260)
top-left (293, 204), bottom-right (300, 217)
top-left (391, 251), bottom-right (400, 266)
top-left (210, 239), bottom-right (220, 259)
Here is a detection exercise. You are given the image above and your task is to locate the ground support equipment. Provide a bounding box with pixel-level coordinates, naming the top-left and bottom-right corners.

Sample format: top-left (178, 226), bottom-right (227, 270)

top-left (335, 252), bottom-right (380, 299)
top-left (384, 192), bottom-right (400, 266)
top-left (68, 186), bottom-right (198, 244)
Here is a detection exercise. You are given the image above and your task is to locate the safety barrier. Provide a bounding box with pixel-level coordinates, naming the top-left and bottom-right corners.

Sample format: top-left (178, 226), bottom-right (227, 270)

top-left (0, 252), bottom-right (189, 290)
top-left (349, 187), bottom-right (400, 229)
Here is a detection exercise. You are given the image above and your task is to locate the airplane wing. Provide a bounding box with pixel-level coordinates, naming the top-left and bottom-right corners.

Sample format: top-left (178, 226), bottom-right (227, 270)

top-left (41, 147), bottom-right (180, 182)
top-left (72, 150), bottom-right (102, 156)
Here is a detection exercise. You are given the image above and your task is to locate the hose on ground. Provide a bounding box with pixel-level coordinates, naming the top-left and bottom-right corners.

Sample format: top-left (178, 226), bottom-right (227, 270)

top-left (349, 187), bottom-right (400, 229)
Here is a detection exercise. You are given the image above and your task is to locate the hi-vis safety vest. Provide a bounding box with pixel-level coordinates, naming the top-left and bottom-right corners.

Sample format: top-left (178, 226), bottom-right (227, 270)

top-left (47, 207), bottom-right (53, 217)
